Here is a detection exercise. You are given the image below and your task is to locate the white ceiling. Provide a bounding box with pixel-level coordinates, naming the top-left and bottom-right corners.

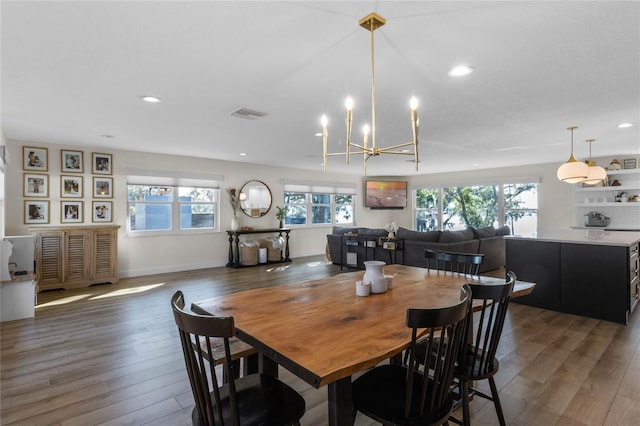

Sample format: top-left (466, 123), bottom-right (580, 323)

top-left (2, 1), bottom-right (639, 176)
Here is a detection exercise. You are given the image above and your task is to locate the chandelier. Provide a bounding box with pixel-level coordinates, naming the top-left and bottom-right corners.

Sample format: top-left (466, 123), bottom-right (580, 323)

top-left (582, 139), bottom-right (606, 185)
top-left (556, 126), bottom-right (589, 183)
top-left (320, 13), bottom-right (420, 175)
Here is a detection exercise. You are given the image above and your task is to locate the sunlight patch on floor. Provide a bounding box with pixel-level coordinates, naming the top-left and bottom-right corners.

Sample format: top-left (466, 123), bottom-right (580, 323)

top-left (89, 282), bottom-right (166, 300)
top-left (265, 265), bottom-right (290, 272)
top-left (36, 294), bottom-right (91, 308)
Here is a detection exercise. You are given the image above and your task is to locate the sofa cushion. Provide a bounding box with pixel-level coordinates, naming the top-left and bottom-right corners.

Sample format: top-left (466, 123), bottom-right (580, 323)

top-left (396, 227), bottom-right (441, 242)
top-left (495, 225), bottom-right (511, 236)
top-left (357, 228), bottom-right (388, 237)
top-left (471, 226), bottom-right (497, 239)
top-left (332, 226), bottom-right (359, 235)
top-left (438, 228), bottom-right (474, 243)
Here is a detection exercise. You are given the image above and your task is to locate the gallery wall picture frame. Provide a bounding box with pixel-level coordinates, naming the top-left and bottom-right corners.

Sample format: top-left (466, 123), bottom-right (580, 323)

top-left (23, 146), bottom-right (48, 171)
top-left (61, 201), bottom-right (83, 224)
top-left (93, 177), bottom-right (113, 198)
top-left (61, 175), bottom-right (83, 198)
top-left (623, 158), bottom-right (637, 169)
top-left (23, 173), bottom-right (49, 197)
top-left (24, 200), bottom-right (50, 224)
top-left (92, 201), bottom-right (112, 223)
top-left (61, 149), bottom-right (84, 173)
top-left (92, 152), bottom-right (112, 175)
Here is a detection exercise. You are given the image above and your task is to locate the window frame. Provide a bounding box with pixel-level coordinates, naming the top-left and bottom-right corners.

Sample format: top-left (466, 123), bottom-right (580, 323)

top-left (127, 184), bottom-right (220, 236)
top-left (414, 182), bottom-right (539, 233)
top-left (283, 191), bottom-right (355, 227)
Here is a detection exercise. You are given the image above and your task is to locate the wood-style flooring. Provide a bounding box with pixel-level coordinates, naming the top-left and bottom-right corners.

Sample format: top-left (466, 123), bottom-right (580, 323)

top-left (2, 255), bottom-right (640, 425)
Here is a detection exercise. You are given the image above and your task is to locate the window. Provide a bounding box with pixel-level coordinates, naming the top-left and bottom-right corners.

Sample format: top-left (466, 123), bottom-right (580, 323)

top-left (282, 180), bottom-right (356, 226)
top-left (283, 192), bottom-right (354, 226)
top-left (414, 183), bottom-right (538, 233)
top-left (128, 185), bottom-right (218, 233)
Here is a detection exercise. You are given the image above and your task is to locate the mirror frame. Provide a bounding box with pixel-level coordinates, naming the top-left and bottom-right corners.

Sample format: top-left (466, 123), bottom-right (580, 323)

top-left (239, 180), bottom-right (272, 218)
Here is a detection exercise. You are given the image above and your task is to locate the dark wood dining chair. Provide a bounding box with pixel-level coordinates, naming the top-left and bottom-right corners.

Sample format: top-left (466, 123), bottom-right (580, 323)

top-left (425, 249), bottom-right (484, 276)
top-left (171, 291), bottom-right (305, 426)
top-left (449, 272), bottom-right (516, 426)
top-left (351, 285), bottom-right (472, 426)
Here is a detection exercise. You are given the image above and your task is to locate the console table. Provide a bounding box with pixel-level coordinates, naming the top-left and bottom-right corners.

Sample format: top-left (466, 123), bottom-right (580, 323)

top-left (226, 228), bottom-right (291, 268)
top-left (340, 234), bottom-right (403, 270)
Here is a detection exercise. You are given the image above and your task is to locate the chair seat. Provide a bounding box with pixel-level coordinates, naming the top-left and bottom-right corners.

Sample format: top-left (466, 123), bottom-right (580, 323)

top-left (455, 346), bottom-right (500, 381)
top-left (192, 373), bottom-right (305, 426)
top-left (352, 364), bottom-right (453, 426)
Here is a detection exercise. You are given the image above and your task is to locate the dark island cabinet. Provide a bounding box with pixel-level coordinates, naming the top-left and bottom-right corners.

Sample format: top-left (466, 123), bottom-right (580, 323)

top-left (507, 236), bottom-right (639, 324)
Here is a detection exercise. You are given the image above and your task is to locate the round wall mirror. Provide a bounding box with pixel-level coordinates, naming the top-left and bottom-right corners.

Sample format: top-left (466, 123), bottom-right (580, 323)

top-left (239, 180), bottom-right (272, 218)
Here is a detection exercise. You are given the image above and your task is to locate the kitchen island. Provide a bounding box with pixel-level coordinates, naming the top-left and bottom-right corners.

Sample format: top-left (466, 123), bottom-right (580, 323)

top-left (506, 230), bottom-right (640, 324)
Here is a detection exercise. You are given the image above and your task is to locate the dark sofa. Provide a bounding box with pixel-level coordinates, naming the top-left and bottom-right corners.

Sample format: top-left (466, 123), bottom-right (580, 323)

top-left (327, 225), bottom-right (510, 273)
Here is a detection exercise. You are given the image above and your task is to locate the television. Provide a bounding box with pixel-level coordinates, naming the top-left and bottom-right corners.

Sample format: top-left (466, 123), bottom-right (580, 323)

top-left (365, 180), bottom-right (408, 209)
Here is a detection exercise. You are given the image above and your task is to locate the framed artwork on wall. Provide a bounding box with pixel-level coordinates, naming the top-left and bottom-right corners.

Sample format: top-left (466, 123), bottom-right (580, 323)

top-left (61, 175), bottom-right (83, 198)
top-left (93, 177), bottom-right (113, 198)
top-left (61, 201), bottom-right (83, 223)
top-left (61, 150), bottom-right (84, 173)
top-left (23, 173), bottom-right (49, 197)
top-left (24, 200), bottom-right (50, 224)
top-left (92, 201), bottom-right (112, 223)
top-left (23, 146), bottom-right (48, 171)
top-left (92, 152), bottom-right (112, 175)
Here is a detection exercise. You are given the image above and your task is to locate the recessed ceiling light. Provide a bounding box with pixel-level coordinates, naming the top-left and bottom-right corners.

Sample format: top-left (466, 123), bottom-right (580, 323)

top-left (239, 152), bottom-right (247, 156)
top-left (141, 96), bottom-right (162, 103)
top-left (448, 65), bottom-right (474, 77)
top-left (618, 123), bottom-right (633, 128)
top-left (314, 132), bottom-right (322, 137)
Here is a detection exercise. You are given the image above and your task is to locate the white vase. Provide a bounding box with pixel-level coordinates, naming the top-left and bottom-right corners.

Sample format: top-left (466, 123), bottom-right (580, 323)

top-left (230, 215), bottom-right (239, 231)
top-left (363, 260), bottom-right (387, 294)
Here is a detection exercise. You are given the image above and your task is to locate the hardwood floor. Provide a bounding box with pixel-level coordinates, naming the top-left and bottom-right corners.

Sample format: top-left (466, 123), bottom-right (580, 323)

top-left (2, 256), bottom-right (640, 425)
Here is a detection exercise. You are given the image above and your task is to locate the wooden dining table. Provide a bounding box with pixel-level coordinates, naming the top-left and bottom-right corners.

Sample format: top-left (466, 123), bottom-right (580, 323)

top-left (193, 264), bottom-right (535, 425)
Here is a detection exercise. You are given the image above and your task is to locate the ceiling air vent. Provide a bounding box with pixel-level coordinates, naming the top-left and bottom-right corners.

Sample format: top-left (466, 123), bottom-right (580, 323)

top-left (230, 108), bottom-right (267, 120)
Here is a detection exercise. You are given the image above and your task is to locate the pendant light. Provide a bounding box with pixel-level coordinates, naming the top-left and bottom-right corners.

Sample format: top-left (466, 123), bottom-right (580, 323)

top-left (557, 126), bottom-right (588, 183)
top-left (582, 139), bottom-right (607, 185)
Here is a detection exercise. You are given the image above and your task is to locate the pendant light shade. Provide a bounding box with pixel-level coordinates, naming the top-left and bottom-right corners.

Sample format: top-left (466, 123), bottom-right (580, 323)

top-left (557, 126), bottom-right (588, 183)
top-left (582, 139), bottom-right (607, 185)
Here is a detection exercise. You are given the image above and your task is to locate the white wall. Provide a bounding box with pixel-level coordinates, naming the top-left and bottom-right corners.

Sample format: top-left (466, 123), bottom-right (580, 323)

top-left (4, 138), bottom-right (579, 277)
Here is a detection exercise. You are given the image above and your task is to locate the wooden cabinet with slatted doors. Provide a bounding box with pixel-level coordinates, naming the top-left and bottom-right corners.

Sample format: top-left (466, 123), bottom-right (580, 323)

top-left (31, 225), bottom-right (119, 291)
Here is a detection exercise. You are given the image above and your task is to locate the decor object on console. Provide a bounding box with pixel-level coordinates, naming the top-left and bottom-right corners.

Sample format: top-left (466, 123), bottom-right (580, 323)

top-left (557, 126), bottom-right (588, 183)
top-left (226, 187), bottom-right (240, 230)
top-left (582, 139), bottom-right (606, 185)
top-left (275, 206), bottom-right (285, 228)
top-left (320, 13), bottom-right (419, 175)
top-left (384, 221), bottom-right (398, 238)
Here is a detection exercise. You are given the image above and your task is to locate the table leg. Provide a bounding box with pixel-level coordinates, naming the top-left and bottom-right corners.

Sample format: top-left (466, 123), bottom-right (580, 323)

top-left (259, 353), bottom-right (278, 377)
top-left (328, 376), bottom-right (353, 426)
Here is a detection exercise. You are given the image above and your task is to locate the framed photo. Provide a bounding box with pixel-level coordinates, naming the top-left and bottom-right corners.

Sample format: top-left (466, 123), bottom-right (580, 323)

top-left (61, 150), bottom-right (84, 173)
top-left (61, 201), bottom-right (83, 223)
top-left (93, 177), bottom-right (113, 198)
top-left (23, 173), bottom-right (49, 197)
top-left (92, 201), bottom-right (112, 223)
top-left (61, 175), bottom-right (83, 198)
top-left (92, 152), bottom-right (112, 175)
top-left (23, 146), bottom-right (48, 171)
top-left (623, 158), bottom-right (637, 169)
top-left (24, 200), bottom-right (50, 224)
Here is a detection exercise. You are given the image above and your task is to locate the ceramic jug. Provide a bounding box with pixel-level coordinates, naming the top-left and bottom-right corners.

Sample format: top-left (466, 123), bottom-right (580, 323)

top-left (363, 260), bottom-right (387, 293)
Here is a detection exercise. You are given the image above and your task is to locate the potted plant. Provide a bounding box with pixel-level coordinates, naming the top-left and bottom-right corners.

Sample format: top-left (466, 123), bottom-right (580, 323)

top-left (275, 206), bottom-right (286, 228)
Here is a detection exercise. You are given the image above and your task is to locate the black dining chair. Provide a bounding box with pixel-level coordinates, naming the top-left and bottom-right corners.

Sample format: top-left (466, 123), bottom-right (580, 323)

top-left (351, 285), bottom-right (472, 426)
top-left (171, 291), bottom-right (305, 426)
top-left (425, 249), bottom-right (484, 276)
top-left (449, 272), bottom-right (516, 426)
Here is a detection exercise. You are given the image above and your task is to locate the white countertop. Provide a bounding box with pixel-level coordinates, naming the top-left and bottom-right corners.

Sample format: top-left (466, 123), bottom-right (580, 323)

top-left (506, 229), bottom-right (640, 247)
